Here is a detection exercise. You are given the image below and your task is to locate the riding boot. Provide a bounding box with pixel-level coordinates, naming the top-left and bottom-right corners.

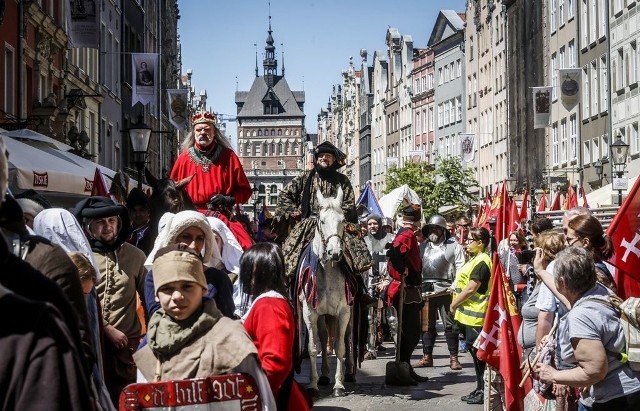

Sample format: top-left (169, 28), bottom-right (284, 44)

top-left (385, 362), bottom-right (418, 386)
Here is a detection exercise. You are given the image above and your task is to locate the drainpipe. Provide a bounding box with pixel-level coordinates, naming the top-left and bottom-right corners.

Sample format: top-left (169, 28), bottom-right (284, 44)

top-left (18, 0), bottom-right (25, 122)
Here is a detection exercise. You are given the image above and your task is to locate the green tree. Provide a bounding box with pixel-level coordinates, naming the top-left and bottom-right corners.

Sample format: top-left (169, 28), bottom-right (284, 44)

top-left (385, 157), bottom-right (479, 218)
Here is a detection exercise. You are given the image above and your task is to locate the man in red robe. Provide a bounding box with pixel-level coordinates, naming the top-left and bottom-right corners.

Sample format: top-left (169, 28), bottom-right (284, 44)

top-left (170, 110), bottom-right (254, 249)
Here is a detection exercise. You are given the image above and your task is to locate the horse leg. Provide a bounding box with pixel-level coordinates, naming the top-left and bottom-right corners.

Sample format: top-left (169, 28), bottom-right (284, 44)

top-left (332, 305), bottom-right (352, 397)
top-left (343, 307), bottom-right (355, 382)
top-left (325, 315), bottom-right (336, 355)
top-left (302, 303), bottom-right (320, 397)
top-left (316, 315), bottom-right (330, 386)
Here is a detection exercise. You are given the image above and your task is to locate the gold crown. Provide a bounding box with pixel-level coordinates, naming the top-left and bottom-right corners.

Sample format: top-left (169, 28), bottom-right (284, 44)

top-left (192, 110), bottom-right (217, 126)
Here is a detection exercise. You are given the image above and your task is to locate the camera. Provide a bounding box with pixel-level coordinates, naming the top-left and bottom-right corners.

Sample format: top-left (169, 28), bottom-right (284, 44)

top-left (518, 249), bottom-right (536, 265)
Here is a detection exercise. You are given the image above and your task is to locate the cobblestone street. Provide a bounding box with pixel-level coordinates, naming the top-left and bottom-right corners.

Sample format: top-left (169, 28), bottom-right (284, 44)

top-left (295, 335), bottom-right (484, 411)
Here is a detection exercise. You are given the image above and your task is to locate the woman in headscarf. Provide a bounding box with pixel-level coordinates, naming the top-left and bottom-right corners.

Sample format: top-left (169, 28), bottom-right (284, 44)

top-left (144, 210), bottom-right (235, 318)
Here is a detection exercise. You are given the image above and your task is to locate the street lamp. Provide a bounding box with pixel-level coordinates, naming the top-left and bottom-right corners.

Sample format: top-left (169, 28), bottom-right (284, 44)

top-left (593, 159), bottom-right (604, 183)
top-left (506, 177), bottom-right (518, 196)
top-left (128, 114), bottom-right (152, 189)
top-left (611, 134), bottom-right (630, 206)
top-left (251, 184), bottom-right (260, 223)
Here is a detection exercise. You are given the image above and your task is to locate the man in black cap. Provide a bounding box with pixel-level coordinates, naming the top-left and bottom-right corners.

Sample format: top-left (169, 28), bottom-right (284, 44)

top-left (385, 204), bottom-right (429, 385)
top-left (126, 187), bottom-right (153, 255)
top-left (274, 141), bottom-right (370, 279)
top-left (73, 196), bottom-right (147, 406)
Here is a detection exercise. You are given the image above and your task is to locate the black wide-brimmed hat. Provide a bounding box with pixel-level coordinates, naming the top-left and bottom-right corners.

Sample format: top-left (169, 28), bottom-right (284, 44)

top-left (314, 141), bottom-right (347, 165)
top-left (72, 196), bottom-right (128, 220)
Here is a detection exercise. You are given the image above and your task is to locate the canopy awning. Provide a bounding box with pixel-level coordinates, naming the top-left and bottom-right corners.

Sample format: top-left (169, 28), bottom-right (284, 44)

top-left (378, 184), bottom-right (422, 218)
top-left (2, 134), bottom-right (145, 199)
top-left (585, 176), bottom-right (639, 207)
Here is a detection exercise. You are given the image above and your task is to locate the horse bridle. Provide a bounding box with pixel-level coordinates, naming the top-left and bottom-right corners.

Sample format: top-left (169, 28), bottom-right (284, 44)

top-left (316, 219), bottom-right (345, 251)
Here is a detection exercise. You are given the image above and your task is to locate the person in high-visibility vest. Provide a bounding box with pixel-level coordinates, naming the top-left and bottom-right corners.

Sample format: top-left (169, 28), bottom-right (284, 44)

top-left (450, 227), bottom-right (492, 405)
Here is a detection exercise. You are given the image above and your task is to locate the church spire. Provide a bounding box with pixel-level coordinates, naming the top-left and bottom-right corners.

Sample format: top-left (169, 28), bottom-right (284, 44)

top-left (263, 10), bottom-right (277, 87)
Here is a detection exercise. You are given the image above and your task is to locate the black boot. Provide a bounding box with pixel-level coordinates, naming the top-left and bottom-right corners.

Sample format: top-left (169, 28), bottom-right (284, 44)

top-left (409, 366), bottom-right (429, 383)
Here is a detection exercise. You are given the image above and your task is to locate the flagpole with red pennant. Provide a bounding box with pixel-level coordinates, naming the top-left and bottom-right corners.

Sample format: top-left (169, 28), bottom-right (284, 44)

top-left (477, 253), bottom-right (526, 411)
top-left (580, 186), bottom-right (589, 208)
top-left (607, 176), bottom-right (640, 299)
top-left (537, 191), bottom-right (547, 212)
top-left (91, 167), bottom-right (117, 202)
top-left (549, 191), bottom-right (562, 211)
top-left (519, 189), bottom-right (529, 221)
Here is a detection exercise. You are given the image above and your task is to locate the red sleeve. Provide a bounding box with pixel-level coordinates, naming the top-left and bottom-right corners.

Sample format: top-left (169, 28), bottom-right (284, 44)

top-left (243, 298), bottom-right (294, 396)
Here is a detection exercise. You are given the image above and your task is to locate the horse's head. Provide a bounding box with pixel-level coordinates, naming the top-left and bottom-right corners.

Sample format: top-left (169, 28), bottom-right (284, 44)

top-left (315, 187), bottom-right (345, 262)
top-left (146, 168), bottom-right (195, 217)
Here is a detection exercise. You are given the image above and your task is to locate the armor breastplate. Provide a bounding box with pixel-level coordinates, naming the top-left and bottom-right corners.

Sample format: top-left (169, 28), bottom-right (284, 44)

top-left (422, 243), bottom-right (453, 282)
top-left (366, 234), bottom-right (393, 276)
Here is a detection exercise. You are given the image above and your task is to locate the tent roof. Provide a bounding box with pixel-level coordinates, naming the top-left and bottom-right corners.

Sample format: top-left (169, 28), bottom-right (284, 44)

top-left (585, 176), bottom-right (639, 207)
top-left (378, 185), bottom-right (421, 218)
top-left (2, 128), bottom-right (73, 151)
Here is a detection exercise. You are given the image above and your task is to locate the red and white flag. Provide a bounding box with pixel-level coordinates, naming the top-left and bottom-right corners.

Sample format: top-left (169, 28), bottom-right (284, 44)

top-left (477, 253), bottom-right (526, 411)
top-left (607, 177), bottom-right (640, 299)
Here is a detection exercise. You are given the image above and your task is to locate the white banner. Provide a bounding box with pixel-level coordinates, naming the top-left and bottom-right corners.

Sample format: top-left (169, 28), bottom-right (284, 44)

top-left (460, 133), bottom-right (476, 163)
top-left (132, 53), bottom-right (158, 106)
top-left (532, 86), bottom-right (552, 129)
top-left (167, 89), bottom-right (189, 129)
top-left (559, 68), bottom-right (582, 111)
top-left (66, 0), bottom-right (99, 48)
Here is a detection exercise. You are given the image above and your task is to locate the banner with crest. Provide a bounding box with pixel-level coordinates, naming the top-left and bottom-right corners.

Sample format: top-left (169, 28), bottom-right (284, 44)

top-left (559, 68), bottom-right (582, 111)
top-left (167, 89), bottom-right (189, 129)
top-left (460, 133), bottom-right (476, 163)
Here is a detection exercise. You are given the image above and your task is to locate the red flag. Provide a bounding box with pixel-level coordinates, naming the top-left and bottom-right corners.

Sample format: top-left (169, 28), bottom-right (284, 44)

top-left (508, 199), bottom-right (523, 234)
top-left (607, 177), bottom-right (640, 299)
top-left (519, 190), bottom-right (529, 221)
top-left (563, 185), bottom-right (578, 210)
top-left (91, 167), bottom-right (114, 200)
top-left (495, 182), bottom-right (511, 244)
top-left (476, 191), bottom-right (492, 227)
top-left (549, 191), bottom-right (562, 211)
top-left (477, 253), bottom-right (526, 411)
top-left (580, 186), bottom-right (589, 208)
top-left (537, 191), bottom-right (547, 212)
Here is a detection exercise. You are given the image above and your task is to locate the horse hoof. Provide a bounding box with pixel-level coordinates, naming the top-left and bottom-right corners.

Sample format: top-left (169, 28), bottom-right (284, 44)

top-left (318, 376), bottom-right (331, 386)
top-left (307, 387), bottom-right (319, 397)
top-left (332, 387), bottom-right (346, 397)
top-left (344, 373), bottom-right (356, 383)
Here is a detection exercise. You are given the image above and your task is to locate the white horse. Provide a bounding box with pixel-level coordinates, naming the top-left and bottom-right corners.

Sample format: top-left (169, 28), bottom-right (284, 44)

top-left (300, 187), bottom-right (352, 397)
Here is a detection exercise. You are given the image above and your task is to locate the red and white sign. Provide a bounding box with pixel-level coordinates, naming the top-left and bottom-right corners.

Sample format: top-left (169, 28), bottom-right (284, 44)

top-left (119, 373), bottom-right (263, 411)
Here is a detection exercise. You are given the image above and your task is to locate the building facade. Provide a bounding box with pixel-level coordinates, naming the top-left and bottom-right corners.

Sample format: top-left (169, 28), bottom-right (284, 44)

top-left (235, 21), bottom-right (306, 215)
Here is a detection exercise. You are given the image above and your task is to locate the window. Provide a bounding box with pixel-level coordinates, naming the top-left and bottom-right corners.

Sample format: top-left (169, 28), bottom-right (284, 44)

top-left (422, 109), bottom-right (427, 132)
top-left (437, 104), bottom-right (443, 128)
top-left (552, 53), bottom-right (558, 100)
top-left (415, 112), bottom-right (421, 135)
top-left (601, 134), bottom-right (609, 159)
top-left (618, 48), bottom-right (625, 90)
top-left (428, 73), bottom-right (433, 89)
top-left (569, 40), bottom-right (576, 67)
top-left (438, 67), bottom-right (443, 84)
top-left (592, 137), bottom-right (600, 160)
top-left (449, 99), bottom-right (455, 123)
top-left (552, 123), bottom-right (560, 165)
top-left (570, 114), bottom-right (578, 160)
top-left (591, 60), bottom-right (599, 114)
top-left (568, 0), bottom-right (575, 18)
top-left (429, 107), bottom-right (434, 131)
top-left (551, 0), bottom-right (557, 32)
top-left (582, 0), bottom-right (588, 45)
top-left (444, 101), bottom-right (450, 125)
top-left (457, 59), bottom-right (462, 77)
top-left (560, 46), bottom-right (566, 69)
top-left (583, 140), bottom-right (591, 164)
top-left (633, 122), bottom-right (639, 155)
top-left (599, 0), bottom-right (606, 38)
top-left (590, 0), bottom-right (597, 42)
top-left (456, 97), bottom-right (462, 121)
top-left (632, 42), bottom-right (638, 85)
top-left (4, 46), bottom-right (14, 115)
top-left (583, 66), bottom-right (590, 118)
top-left (561, 119), bottom-right (568, 162)
top-left (560, 0), bottom-right (565, 25)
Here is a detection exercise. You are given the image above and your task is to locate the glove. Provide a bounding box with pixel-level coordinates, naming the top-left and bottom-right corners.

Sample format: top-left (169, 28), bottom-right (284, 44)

top-left (208, 194), bottom-right (235, 207)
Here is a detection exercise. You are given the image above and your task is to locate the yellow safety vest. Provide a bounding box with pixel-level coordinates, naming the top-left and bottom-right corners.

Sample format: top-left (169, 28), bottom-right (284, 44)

top-left (453, 252), bottom-right (492, 327)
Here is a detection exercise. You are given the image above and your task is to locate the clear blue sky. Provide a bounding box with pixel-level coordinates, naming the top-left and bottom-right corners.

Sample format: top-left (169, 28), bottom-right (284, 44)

top-left (179, 0), bottom-right (466, 146)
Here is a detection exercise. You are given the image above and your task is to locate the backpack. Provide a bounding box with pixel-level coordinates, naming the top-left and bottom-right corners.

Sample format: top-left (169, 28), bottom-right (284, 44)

top-left (576, 295), bottom-right (640, 372)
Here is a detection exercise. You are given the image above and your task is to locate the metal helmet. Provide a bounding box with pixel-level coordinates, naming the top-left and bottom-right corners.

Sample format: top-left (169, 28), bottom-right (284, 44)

top-left (426, 214), bottom-right (447, 230)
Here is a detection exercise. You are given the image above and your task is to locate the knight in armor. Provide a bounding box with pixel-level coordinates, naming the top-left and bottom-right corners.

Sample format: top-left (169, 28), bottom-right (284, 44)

top-left (362, 214), bottom-right (394, 360)
top-left (414, 214), bottom-right (466, 370)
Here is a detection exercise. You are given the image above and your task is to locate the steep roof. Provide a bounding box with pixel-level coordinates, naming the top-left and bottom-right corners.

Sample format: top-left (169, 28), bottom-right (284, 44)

top-left (427, 10), bottom-right (465, 47)
top-left (235, 75), bottom-right (305, 118)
